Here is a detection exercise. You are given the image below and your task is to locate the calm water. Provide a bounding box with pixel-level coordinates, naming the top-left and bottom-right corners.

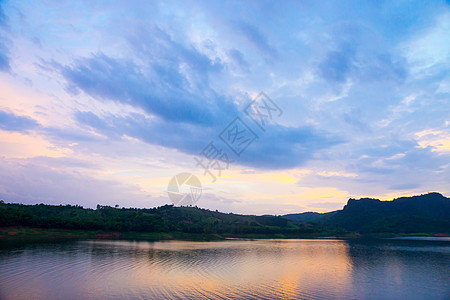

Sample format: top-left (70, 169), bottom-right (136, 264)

top-left (0, 239), bottom-right (449, 300)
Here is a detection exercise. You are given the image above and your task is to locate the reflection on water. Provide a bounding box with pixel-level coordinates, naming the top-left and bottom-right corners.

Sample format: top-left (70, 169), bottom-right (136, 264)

top-left (0, 239), bottom-right (449, 299)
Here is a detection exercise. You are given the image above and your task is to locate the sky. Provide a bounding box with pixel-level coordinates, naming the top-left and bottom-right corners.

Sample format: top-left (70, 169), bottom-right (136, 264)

top-left (0, 0), bottom-right (448, 215)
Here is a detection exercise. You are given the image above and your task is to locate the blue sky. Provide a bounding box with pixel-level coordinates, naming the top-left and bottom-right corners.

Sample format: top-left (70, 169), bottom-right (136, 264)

top-left (0, 0), bottom-right (448, 214)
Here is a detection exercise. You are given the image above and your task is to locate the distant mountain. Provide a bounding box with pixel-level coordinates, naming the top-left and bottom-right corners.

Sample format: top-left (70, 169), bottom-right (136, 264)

top-left (283, 211), bottom-right (337, 223)
top-left (306, 192), bottom-right (450, 234)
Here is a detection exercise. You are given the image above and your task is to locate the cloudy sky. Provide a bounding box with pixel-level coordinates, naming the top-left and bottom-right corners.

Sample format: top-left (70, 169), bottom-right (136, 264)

top-left (0, 1), bottom-right (448, 215)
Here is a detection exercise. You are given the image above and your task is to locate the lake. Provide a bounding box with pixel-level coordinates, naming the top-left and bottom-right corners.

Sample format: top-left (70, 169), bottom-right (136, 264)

top-left (0, 238), bottom-right (449, 299)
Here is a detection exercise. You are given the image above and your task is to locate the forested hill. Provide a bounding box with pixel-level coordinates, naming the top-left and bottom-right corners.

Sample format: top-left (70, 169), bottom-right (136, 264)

top-left (283, 211), bottom-right (337, 223)
top-left (1, 192), bottom-right (449, 237)
top-left (292, 192), bottom-right (450, 234)
top-left (0, 202), bottom-right (317, 237)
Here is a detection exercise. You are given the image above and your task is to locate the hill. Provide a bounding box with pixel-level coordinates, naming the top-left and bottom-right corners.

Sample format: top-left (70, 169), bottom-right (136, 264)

top-left (308, 192), bottom-right (450, 234)
top-left (283, 211), bottom-right (337, 223)
top-left (0, 202), bottom-right (320, 239)
top-left (1, 192), bottom-right (449, 241)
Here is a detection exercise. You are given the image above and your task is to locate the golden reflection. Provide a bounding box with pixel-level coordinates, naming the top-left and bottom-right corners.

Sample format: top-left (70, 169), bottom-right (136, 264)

top-left (109, 240), bottom-right (353, 299)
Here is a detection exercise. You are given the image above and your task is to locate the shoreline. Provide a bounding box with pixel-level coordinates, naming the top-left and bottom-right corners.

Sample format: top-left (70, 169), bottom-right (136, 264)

top-left (1, 227), bottom-right (449, 247)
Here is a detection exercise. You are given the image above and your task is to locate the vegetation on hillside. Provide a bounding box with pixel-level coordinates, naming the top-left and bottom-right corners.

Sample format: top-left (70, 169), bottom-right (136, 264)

top-left (1, 192), bottom-right (448, 242)
top-left (0, 202), bottom-right (320, 238)
top-left (321, 192), bottom-right (450, 234)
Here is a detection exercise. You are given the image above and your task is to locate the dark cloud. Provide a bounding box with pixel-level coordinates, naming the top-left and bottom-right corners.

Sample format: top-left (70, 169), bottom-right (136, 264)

top-left (0, 110), bottom-right (40, 132)
top-left (75, 111), bottom-right (220, 154)
top-left (74, 111), bottom-right (343, 170)
top-left (239, 123), bottom-right (343, 169)
top-left (128, 26), bottom-right (223, 77)
top-left (59, 25), bottom-right (238, 126)
top-left (61, 52), bottom-right (237, 126)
